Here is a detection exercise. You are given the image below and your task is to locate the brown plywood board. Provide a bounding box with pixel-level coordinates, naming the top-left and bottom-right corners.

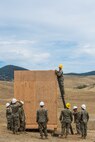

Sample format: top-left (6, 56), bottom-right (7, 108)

top-left (14, 71), bottom-right (58, 129)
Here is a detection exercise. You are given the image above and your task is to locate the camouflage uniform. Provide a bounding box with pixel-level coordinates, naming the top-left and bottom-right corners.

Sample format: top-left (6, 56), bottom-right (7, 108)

top-left (73, 111), bottom-right (81, 134)
top-left (11, 102), bottom-right (20, 134)
top-left (36, 108), bottom-right (48, 138)
top-left (55, 69), bottom-right (66, 108)
top-left (18, 102), bottom-right (26, 131)
top-left (80, 110), bottom-right (89, 138)
top-left (6, 106), bottom-right (12, 130)
top-left (59, 108), bottom-right (73, 137)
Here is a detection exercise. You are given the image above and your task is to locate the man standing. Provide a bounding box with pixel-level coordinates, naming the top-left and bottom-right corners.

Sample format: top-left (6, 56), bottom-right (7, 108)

top-left (18, 101), bottom-right (26, 132)
top-left (73, 106), bottom-right (81, 135)
top-left (6, 103), bottom-right (12, 130)
top-left (11, 98), bottom-right (20, 134)
top-left (59, 103), bottom-right (73, 138)
top-left (36, 101), bottom-right (48, 139)
top-left (80, 104), bottom-right (89, 139)
top-left (55, 64), bottom-right (66, 108)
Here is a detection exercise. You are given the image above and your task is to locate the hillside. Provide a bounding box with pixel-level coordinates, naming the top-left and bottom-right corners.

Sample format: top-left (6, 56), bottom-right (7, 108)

top-left (0, 65), bottom-right (28, 81)
top-left (65, 70), bottom-right (95, 76)
top-left (0, 65), bottom-right (95, 81)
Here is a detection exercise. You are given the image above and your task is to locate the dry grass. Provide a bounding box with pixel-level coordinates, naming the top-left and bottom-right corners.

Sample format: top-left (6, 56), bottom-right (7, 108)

top-left (0, 76), bottom-right (95, 142)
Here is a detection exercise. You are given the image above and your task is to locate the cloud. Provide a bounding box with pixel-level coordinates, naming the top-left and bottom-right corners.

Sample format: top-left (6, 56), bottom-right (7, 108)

top-left (0, 0), bottom-right (95, 72)
top-left (33, 53), bottom-right (50, 62)
top-left (0, 38), bottom-right (95, 72)
top-left (0, 39), bottom-right (51, 68)
top-left (79, 45), bottom-right (95, 56)
top-left (73, 44), bottom-right (95, 57)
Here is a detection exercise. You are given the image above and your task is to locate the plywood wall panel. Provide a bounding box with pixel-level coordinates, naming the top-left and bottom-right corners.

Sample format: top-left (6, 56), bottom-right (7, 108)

top-left (14, 71), bottom-right (58, 129)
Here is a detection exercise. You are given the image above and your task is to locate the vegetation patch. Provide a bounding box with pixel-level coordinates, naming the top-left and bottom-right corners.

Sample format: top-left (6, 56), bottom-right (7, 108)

top-left (75, 84), bottom-right (88, 89)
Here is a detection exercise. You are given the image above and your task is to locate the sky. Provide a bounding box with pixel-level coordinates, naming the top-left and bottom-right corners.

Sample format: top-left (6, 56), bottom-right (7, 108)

top-left (0, 0), bottom-right (95, 73)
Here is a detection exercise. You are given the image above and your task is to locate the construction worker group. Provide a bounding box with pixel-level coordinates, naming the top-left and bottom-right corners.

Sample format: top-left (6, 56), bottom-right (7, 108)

top-left (6, 64), bottom-right (89, 139)
top-left (6, 99), bottom-right (89, 139)
top-left (6, 98), bottom-right (25, 134)
top-left (55, 64), bottom-right (89, 139)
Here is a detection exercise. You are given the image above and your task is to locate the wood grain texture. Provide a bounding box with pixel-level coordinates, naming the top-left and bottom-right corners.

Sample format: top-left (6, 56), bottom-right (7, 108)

top-left (14, 71), bottom-right (58, 129)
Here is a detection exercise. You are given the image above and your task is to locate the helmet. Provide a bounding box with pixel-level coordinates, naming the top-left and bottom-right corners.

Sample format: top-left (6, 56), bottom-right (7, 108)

top-left (6, 103), bottom-right (10, 107)
top-left (20, 101), bottom-right (24, 105)
top-left (81, 104), bottom-right (86, 110)
top-left (12, 98), bottom-right (17, 104)
top-left (73, 106), bottom-right (78, 110)
top-left (66, 103), bottom-right (70, 109)
top-left (59, 64), bottom-right (63, 69)
top-left (40, 101), bottom-right (44, 106)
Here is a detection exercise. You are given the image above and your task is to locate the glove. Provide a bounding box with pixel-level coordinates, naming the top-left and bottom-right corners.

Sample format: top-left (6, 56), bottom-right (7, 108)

top-left (55, 70), bottom-right (58, 74)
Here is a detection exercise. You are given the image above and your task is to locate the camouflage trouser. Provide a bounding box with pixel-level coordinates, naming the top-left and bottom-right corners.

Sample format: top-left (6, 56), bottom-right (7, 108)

top-left (7, 116), bottom-right (12, 130)
top-left (12, 114), bottom-right (20, 134)
top-left (70, 124), bottom-right (74, 135)
top-left (58, 80), bottom-right (66, 108)
top-left (38, 122), bottom-right (48, 137)
top-left (76, 122), bottom-right (81, 134)
top-left (61, 122), bottom-right (71, 136)
top-left (19, 120), bottom-right (26, 131)
top-left (80, 122), bottom-right (87, 138)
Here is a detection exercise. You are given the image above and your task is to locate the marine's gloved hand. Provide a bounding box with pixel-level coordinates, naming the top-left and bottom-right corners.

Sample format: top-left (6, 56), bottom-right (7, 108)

top-left (55, 70), bottom-right (58, 74)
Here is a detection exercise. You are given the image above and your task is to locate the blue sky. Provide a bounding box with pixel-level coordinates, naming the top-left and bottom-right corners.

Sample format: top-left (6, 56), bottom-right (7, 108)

top-left (0, 0), bottom-right (95, 73)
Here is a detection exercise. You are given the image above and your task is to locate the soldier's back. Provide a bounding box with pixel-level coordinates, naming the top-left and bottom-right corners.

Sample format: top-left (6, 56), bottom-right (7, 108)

top-left (57, 70), bottom-right (64, 81)
top-left (63, 109), bottom-right (72, 123)
top-left (80, 110), bottom-right (89, 123)
top-left (37, 108), bottom-right (48, 123)
top-left (6, 107), bottom-right (12, 117)
top-left (73, 111), bottom-right (81, 123)
top-left (11, 103), bottom-right (19, 114)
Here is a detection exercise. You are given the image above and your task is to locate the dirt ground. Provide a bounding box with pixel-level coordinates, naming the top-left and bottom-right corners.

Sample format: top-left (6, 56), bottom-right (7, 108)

top-left (0, 75), bottom-right (95, 142)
